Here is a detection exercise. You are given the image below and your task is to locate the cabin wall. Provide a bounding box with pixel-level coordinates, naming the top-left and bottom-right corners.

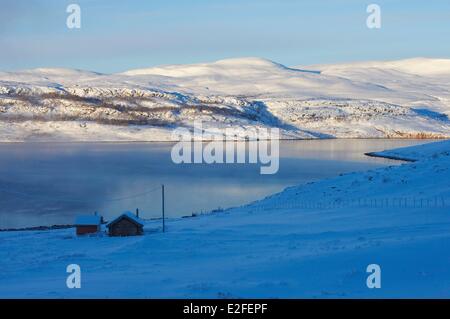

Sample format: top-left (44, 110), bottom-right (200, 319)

top-left (76, 225), bottom-right (99, 235)
top-left (109, 218), bottom-right (143, 237)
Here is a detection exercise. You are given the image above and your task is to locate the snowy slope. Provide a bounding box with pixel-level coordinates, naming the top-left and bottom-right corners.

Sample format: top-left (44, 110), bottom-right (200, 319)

top-left (310, 57), bottom-right (450, 77)
top-left (308, 57), bottom-right (450, 116)
top-left (0, 140), bottom-right (449, 298)
top-left (367, 138), bottom-right (450, 162)
top-left (1, 57), bottom-right (450, 141)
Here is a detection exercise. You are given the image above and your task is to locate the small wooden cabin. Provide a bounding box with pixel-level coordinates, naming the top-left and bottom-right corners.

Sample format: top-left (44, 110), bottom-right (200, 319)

top-left (75, 215), bottom-right (101, 235)
top-left (107, 212), bottom-right (144, 237)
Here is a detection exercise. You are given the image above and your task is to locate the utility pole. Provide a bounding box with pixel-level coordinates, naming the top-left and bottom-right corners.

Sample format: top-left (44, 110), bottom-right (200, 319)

top-left (162, 184), bottom-right (165, 232)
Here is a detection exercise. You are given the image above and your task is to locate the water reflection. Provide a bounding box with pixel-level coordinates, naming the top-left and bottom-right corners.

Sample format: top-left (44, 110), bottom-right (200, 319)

top-left (0, 139), bottom-right (433, 228)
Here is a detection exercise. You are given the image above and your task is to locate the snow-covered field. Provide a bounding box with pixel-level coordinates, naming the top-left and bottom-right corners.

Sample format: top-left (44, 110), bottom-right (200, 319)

top-left (0, 140), bottom-right (449, 298)
top-left (1, 57), bottom-right (450, 141)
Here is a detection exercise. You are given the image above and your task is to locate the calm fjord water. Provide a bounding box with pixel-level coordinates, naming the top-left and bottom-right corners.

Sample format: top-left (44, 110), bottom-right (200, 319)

top-left (0, 139), bottom-right (432, 228)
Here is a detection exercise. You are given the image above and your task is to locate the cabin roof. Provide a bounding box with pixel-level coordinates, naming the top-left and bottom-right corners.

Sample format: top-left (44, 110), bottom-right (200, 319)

top-left (75, 215), bottom-right (101, 226)
top-left (106, 211), bottom-right (144, 228)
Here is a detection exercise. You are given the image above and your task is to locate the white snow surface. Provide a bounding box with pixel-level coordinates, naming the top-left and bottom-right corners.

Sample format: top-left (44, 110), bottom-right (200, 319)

top-left (0, 140), bottom-right (449, 298)
top-left (74, 215), bottom-right (101, 226)
top-left (1, 57), bottom-right (450, 141)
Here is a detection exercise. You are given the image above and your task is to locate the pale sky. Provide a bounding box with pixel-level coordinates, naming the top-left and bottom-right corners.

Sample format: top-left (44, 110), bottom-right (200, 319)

top-left (1, 0), bottom-right (449, 73)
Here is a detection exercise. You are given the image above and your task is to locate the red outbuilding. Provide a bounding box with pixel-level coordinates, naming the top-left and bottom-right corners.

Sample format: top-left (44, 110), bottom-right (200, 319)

top-left (75, 215), bottom-right (102, 235)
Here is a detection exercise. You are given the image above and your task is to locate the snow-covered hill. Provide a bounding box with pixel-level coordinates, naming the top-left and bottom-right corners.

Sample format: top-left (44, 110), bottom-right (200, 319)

top-left (1, 140), bottom-right (449, 297)
top-left (1, 57), bottom-right (450, 141)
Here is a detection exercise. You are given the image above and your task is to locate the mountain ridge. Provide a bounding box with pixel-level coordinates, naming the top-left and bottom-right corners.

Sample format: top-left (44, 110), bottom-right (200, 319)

top-left (1, 57), bottom-right (450, 142)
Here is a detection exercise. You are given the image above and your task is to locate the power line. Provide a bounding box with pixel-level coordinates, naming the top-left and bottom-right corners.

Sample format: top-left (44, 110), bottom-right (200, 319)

top-left (102, 186), bottom-right (162, 202)
top-left (0, 185), bottom-right (161, 203)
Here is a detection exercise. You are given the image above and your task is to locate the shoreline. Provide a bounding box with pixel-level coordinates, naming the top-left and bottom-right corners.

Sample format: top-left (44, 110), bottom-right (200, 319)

top-left (0, 141), bottom-right (418, 233)
top-left (0, 137), bottom-right (447, 144)
top-left (364, 152), bottom-right (417, 162)
top-left (0, 224), bottom-right (74, 232)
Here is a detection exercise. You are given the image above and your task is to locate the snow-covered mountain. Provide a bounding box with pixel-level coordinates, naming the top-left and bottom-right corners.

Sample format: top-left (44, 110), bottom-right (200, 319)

top-left (1, 57), bottom-right (450, 141)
